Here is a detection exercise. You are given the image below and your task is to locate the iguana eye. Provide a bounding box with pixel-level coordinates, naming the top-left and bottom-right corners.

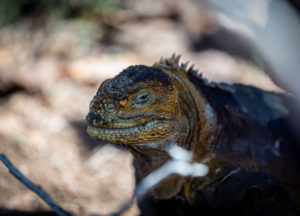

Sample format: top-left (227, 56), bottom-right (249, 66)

top-left (104, 103), bottom-right (115, 112)
top-left (137, 92), bottom-right (149, 101)
top-left (132, 90), bottom-right (152, 109)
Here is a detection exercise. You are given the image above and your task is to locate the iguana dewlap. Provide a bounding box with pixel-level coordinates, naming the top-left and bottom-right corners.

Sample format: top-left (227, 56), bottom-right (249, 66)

top-left (86, 55), bottom-right (300, 215)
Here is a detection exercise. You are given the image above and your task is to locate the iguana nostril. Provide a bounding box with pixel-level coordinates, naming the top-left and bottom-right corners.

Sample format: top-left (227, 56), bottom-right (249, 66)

top-left (86, 111), bottom-right (104, 124)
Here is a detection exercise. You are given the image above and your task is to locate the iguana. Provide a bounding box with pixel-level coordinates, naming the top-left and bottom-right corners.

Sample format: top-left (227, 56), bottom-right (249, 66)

top-left (86, 55), bottom-right (300, 215)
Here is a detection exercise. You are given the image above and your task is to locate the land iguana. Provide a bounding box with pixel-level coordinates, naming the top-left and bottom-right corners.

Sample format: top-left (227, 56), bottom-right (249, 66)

top-left (86, 55), bottom-right (300, 215)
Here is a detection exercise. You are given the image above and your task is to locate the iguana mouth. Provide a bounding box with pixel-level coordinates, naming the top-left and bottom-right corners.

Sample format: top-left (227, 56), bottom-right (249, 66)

top-left (87, 120), bottom-right (162, 134)
top-left (87, 119), bottom-right (173, 144)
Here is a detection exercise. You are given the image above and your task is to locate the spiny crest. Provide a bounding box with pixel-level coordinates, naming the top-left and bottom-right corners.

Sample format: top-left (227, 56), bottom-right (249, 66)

top-left (97, 65), bottom-right (172, 100)
top-left (156, 53), bottom-right (198, 74)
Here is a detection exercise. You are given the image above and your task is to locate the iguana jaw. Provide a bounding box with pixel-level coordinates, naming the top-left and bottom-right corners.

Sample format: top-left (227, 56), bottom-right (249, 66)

top-left (87, 118), bottom-right (175, 144)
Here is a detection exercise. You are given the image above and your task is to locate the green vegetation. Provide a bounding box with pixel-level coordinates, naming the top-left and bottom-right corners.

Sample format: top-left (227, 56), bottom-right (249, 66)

top-left (0, 0), bottom-right (120, 26)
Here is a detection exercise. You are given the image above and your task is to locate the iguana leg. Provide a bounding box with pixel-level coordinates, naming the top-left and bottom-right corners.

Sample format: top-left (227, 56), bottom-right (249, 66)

top-left (213, 172), bottom-right (296, 216)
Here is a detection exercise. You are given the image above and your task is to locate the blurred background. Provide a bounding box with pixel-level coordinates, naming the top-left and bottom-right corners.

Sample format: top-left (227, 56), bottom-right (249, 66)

top-left (0, 0), bottom-right (298, 215)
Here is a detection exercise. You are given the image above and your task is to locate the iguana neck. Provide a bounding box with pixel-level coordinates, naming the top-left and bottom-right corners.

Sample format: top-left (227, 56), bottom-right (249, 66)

top-left (159, 65), bottom-right (218, 162)
top-left (126, 65), bottom-right (218, 200)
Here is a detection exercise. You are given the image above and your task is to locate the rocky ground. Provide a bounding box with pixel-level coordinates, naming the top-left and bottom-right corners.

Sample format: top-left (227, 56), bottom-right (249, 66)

top-left (0, 1), bottom-right (279, 215)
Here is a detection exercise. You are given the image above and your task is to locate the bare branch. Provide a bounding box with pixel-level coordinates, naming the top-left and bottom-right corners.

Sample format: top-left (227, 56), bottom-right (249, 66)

top-left (0, 153), bottom-right (72, 216)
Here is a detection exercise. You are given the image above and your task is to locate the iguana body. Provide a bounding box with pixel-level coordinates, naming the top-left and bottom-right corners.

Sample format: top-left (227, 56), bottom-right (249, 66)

top-left (86, 55), bottom-right (299, 215)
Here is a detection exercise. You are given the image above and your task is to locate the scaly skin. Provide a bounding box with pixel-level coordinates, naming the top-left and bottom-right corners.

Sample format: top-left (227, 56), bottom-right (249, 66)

top-left (86, 55), bottom-right (219, 200)
top-left (86, 55), bottom-right (299, 214)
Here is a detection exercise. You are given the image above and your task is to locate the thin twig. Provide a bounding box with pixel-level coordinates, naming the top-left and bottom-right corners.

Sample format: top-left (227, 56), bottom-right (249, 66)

top-left (0, 153), bottom-right (72, 216)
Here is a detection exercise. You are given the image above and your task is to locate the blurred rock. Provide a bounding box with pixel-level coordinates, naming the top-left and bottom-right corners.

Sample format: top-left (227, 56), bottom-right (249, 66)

top-left (116, 19), bottom-right (189, 59)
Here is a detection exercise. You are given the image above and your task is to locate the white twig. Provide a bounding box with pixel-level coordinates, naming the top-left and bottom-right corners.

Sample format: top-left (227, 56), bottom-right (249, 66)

top-left (110, 145), bottom-right (209, 216)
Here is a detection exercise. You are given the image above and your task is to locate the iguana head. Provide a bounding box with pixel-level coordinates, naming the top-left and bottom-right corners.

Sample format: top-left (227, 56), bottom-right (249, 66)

top-left (86, 55), bottom-right (203, 147)
top-left (86, 55), bottom-right (216, 200)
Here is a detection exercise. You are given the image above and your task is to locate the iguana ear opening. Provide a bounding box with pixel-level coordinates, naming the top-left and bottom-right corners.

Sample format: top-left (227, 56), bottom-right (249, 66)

top-left (153, 53), bottom-right (198, 76)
